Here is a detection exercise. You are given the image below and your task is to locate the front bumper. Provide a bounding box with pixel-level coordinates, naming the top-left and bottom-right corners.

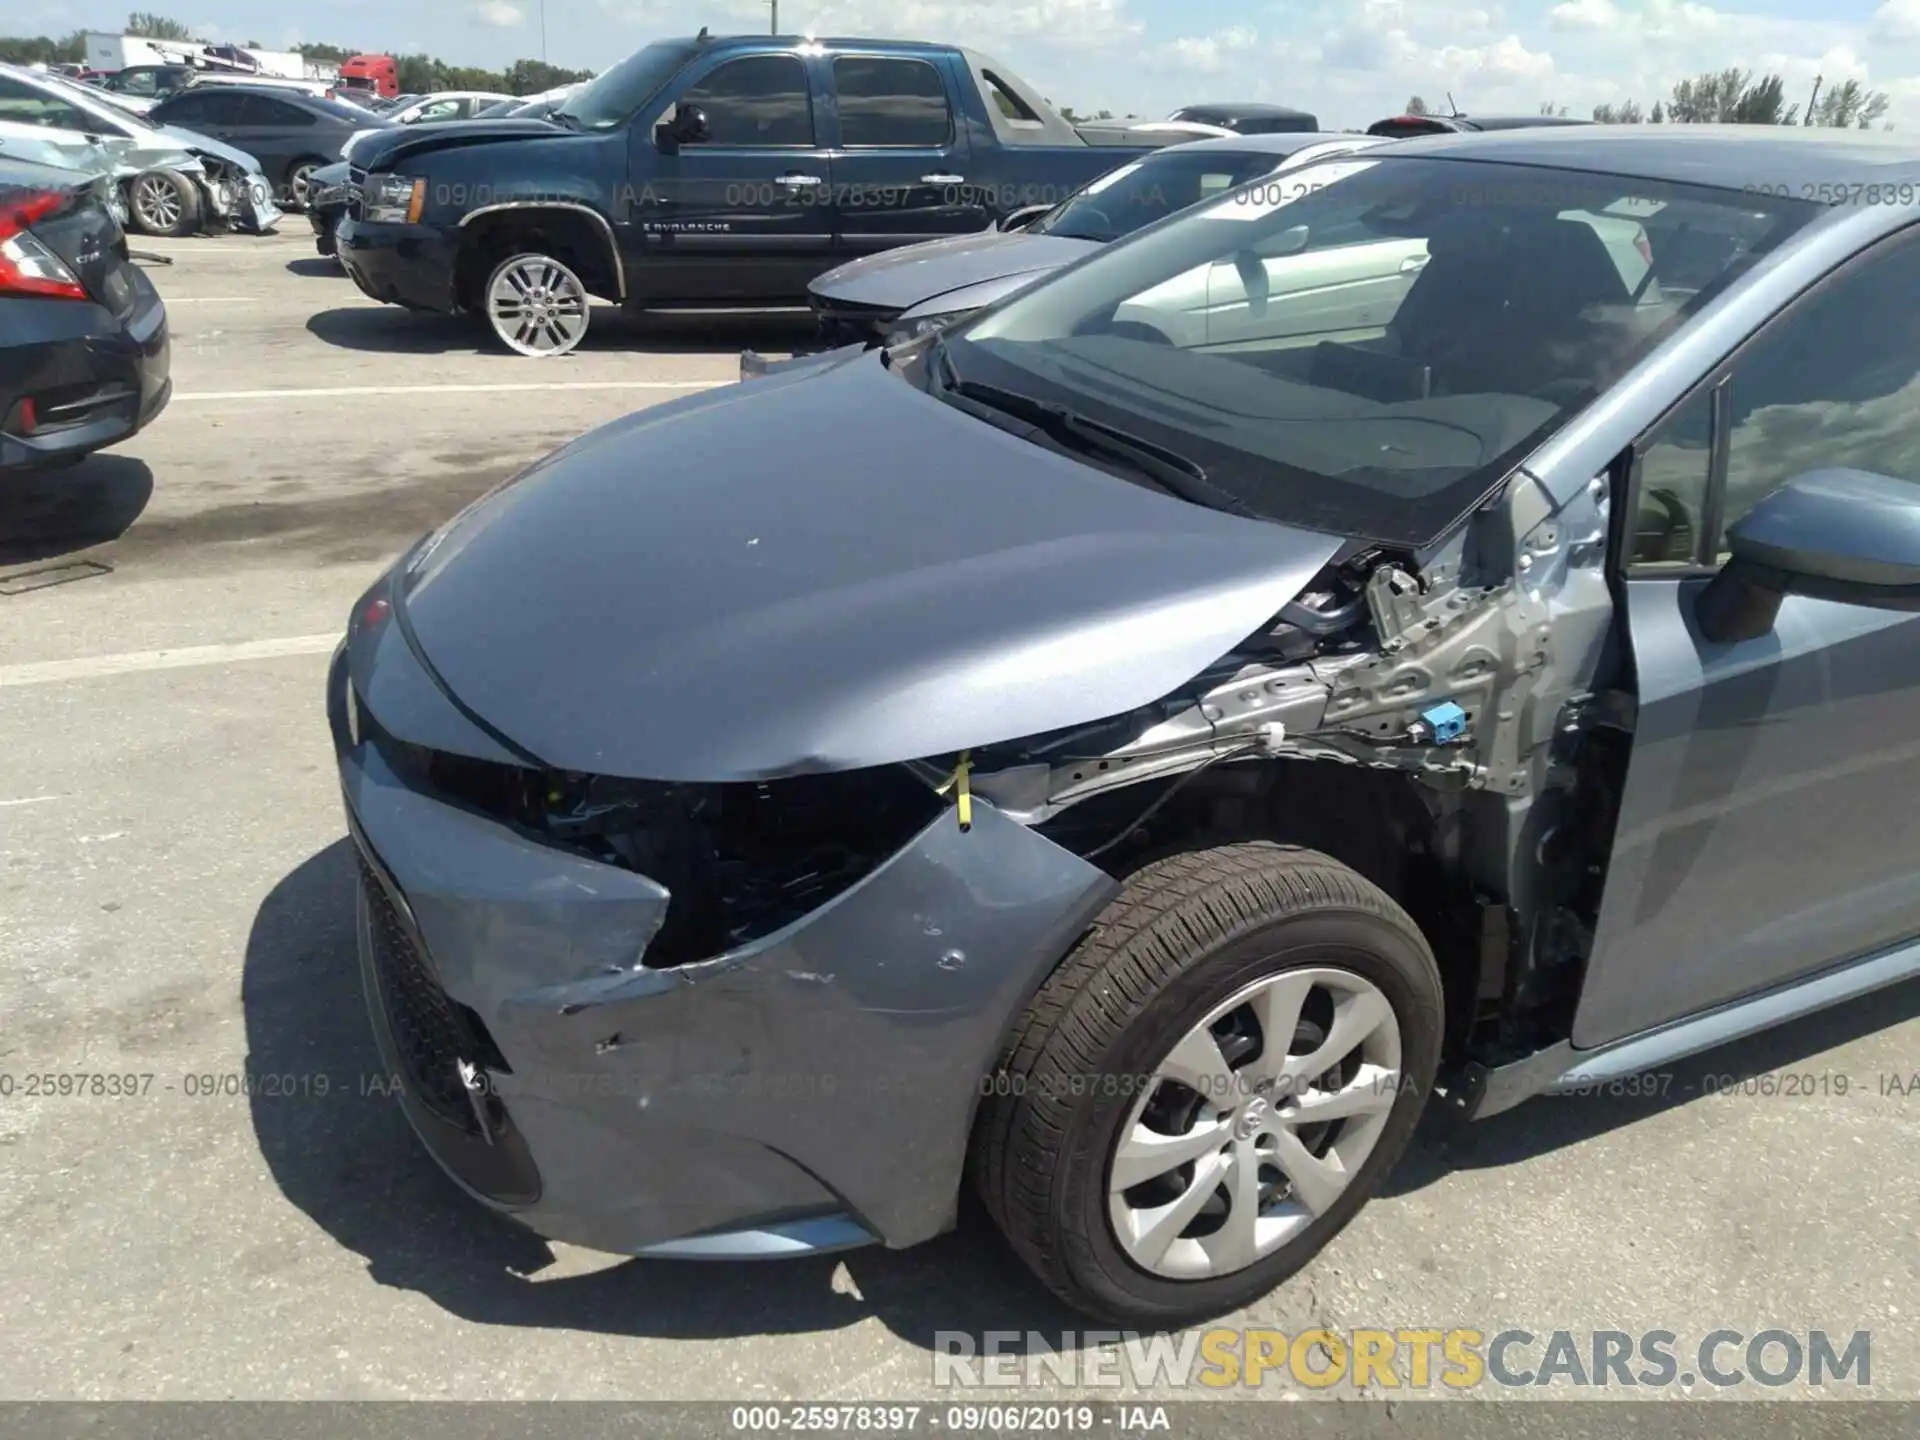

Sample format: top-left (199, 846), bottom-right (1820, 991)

top-left (326, 641), bottom-right (1118, 1258)
top-left (0, 291), bottom-right (170, 471)
top-left (335, 216), bottom-right (458, 312)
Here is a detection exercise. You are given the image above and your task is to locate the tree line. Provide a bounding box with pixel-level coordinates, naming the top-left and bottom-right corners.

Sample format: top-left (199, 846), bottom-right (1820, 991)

top-left (1405, 67), bottom-right (1892, 128)
top-left (0, 11), bottom-right (592, 96)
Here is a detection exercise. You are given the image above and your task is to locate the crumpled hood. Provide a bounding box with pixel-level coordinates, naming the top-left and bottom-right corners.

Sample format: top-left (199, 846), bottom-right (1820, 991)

top-left (393, 352), bottom-right (1344, 781)
top-left (809, 229), bottom-right (1101, 313)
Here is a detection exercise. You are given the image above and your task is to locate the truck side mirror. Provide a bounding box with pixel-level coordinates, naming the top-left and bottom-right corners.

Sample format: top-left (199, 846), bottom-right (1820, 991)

top-left (1697, 468), bottom-right (1920, 644)
top-left (654, 104), bottom-right (710, 152)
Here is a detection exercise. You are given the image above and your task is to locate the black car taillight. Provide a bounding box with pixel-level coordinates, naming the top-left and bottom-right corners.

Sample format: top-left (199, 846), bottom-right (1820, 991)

top-left (0, 190), bottom-right (88, 302)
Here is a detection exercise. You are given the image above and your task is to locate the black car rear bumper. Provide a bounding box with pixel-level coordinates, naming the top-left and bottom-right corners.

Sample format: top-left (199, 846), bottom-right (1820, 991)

top-left (0, 291), bottom-right (170, 472)
top-left (326, 637), bottom-right (1119, 1259)
top-left (336, 217), bottom-right (459, 312)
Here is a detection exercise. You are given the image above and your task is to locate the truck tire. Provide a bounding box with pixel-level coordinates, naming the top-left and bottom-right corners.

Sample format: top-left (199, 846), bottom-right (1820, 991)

top-left (124, 170), bottom-right (201, 238)
top-left (972, 842), bottom-right (1443, 1328)
top-left (481, 252), bottom-right (592, 357)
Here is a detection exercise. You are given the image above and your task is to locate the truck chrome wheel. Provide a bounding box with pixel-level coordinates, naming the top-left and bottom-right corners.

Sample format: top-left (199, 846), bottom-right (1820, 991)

top-left (485, 254), bottom-right (590, 357)
top-left (1107, 966), bottom-right (1402, 1280)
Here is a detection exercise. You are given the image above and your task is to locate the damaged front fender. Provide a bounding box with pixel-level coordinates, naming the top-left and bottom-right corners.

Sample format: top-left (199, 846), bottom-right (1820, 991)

top-left (338, 724), bottom-right (1118, 1254)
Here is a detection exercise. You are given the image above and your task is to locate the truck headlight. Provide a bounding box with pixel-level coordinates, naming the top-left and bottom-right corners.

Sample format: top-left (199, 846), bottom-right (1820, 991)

top-left (363, 173), bottom-right (426, 224)
top-left (883, 308), bottom-right (977, 347)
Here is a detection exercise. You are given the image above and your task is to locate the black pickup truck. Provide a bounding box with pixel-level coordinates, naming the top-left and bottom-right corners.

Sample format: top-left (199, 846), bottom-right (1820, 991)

top-left (335, 34), bottom-right (1172, 355)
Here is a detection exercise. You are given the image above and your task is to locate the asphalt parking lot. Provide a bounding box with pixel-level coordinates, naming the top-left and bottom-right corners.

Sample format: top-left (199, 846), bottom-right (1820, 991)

top-left (2, 227), bottom-right (1918, 1404)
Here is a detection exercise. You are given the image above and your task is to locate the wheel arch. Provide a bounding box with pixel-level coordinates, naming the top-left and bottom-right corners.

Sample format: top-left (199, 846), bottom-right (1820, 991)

top-left (455, 203), bottom-right (626, 310)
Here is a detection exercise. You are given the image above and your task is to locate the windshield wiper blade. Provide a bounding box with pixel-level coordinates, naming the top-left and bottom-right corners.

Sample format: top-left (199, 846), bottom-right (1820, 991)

top-left (932, 350), bottom-right (1256, 519)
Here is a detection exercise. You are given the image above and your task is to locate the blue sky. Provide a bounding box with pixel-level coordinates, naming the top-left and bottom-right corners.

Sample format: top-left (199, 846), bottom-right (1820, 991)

top-left (12, 0), bottom-right (1918, 124)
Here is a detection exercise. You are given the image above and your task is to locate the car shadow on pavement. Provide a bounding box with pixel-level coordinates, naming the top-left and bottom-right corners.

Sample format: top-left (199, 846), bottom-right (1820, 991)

top-left (285, 257), bottom-right (343, 278)
top-left (242, 840), bottom-right (1090, 1349)
top-left (304, 305), bottom-right (817, 358)
top-left (1383, 975), bottom-right (1920, 1197)
top-left (0, 455), bottom-right (153, 566)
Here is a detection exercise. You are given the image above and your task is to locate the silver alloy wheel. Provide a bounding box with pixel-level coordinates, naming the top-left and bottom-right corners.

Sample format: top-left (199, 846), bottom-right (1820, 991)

top-left (287, 163), bottom-right (318, 208)
top-left (1107, 966), bottom-right (1402, 1280)
top-left (131, 173), bottom-right (182, 233)
top-left (486, 255), bottom-right (591, 357)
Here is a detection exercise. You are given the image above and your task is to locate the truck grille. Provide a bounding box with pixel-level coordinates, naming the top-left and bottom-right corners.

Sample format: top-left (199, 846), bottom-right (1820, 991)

top-left (357, 854), bottom-right (486, 1135)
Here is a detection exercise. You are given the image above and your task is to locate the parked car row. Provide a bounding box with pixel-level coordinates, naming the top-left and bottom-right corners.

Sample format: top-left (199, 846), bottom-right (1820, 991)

top-left (0, 62), bottom-right (280, 237)
top-left (326, 95), bottom-right (1920, 1329)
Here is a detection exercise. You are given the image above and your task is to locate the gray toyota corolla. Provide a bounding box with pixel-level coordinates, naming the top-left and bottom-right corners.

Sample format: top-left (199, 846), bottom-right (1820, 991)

top-left (330, 126), bottom-right (1920, 1327)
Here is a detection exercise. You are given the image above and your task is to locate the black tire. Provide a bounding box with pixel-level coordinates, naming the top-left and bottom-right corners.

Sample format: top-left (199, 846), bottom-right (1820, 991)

top-left (124, 170), bottom-right (202, 238)
top-left (972, 842), bottom-right (1443, 1328)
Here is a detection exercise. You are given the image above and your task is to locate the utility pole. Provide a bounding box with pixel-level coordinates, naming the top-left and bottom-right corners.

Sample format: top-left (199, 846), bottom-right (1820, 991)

top-left (770, 0), bottom-right (778, 33)
top-left (540, 0), bottom-right (548, 62)
top-left (1804, 74), bottom-right (1821, 125)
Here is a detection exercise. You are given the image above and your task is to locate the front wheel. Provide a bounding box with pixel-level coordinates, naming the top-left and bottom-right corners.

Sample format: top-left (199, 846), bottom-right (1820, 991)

top-left (972, 843), bottom-right (1443, 1328)
top-left (482, 253), bottom-right (591, 356)
top-left (125, 170), bottom-right (201, 238)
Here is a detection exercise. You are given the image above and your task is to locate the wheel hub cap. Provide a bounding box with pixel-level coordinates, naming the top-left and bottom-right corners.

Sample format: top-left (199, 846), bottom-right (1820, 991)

top-left (1231, 1095), bottom-right (1270, 1142)
top-left (1105, 966), bottom-right (1404, 1280)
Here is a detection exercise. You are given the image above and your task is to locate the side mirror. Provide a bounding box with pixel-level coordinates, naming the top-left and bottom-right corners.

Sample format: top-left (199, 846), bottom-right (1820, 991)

top-left (654, 103), bottom-right (709, 152)
top-left (997, 202), bottom-right (1051, 232)
top-left (1698, 468), bottom-right (1920, 644)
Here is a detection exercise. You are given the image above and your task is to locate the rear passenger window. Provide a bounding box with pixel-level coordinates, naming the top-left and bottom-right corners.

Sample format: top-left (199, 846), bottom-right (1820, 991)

top-left (241, 95), bottom-right (316, 127)
top-left (678, 55), bottom-right (814, 147)
top-left (833, 57), bottom-right (950, 148)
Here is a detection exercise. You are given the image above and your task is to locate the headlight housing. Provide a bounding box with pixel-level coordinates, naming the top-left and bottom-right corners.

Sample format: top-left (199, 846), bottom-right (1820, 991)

top-left (882, 308), bottom-right (978, 347)
top-left (363, 172), bottom-right (426, 224)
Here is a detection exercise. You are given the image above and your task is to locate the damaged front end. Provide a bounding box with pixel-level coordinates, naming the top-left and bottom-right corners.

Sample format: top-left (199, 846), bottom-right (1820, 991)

top-left (329, 461), bottom-right (1618, 1260)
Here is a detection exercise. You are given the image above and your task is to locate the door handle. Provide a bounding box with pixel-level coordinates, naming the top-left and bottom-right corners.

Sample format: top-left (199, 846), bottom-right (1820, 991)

top-left (1400, 255), bottom-right (1430, 274)
top-left (921, 173), bottom-right (964, 185)
top-left (775, 173), bottom-right (822, 187)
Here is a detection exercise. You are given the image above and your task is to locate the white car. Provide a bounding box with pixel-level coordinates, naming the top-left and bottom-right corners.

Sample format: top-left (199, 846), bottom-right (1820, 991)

top-left (385, 91), bottom-right (516, 125)
top-left (1116, 160), bottom-right (1663, 353)
top-left (0, 62), bottom-right (279, 235)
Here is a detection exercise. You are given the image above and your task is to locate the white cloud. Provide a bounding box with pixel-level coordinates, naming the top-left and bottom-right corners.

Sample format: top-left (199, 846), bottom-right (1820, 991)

top-left (1874, 0), bottom-right (1920, 40)
top-left (477, 0), bottom-right (525, 26)
top-left (1551, 0), bottom-right (1622, 31)
top-left (1167, 26), bottom-right (1259, 73)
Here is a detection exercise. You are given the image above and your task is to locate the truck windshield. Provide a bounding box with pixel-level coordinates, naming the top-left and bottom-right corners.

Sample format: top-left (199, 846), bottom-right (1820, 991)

top-left (1035, 148), bottom-right (1301, 244)
top-left (951, 156), bottom-right (1816, 547)
top-left (556, 41), bottom-right (701, 131)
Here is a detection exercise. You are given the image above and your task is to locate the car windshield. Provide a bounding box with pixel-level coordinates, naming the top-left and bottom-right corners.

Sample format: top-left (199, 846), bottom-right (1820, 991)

top-left (1033, 148), bottom-right (1300, 243)
top-left (949, 155), bottom-right (1816, 547)
top-left (555, 40), bottom-right (699, 130)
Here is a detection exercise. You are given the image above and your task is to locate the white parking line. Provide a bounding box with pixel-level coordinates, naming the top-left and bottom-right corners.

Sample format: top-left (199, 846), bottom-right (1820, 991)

top-left (0, 795), bottom-right (63, 808)
top-left (0, 635), bottom-right (340, 688)
top-left (172, 381), bottom-right (728, 401)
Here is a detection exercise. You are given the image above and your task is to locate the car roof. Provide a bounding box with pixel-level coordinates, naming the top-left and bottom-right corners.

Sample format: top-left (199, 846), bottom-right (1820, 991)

top-left (1146, 130), bottom-right (1385, 158)
top-left (1367, 124), bottom-right (1920, 193)
top-left (1175, 102), bottom-right (1318, 120)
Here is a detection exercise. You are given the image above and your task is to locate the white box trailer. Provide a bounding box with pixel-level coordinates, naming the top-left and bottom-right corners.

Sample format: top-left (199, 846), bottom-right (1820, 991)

top-left (82, 32), bottom-right (336, 81)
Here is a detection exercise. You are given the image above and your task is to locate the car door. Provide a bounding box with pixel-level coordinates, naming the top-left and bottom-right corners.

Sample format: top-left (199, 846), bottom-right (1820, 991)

top-left (0, 73), bottom-right (107, 161)
top-left (230, 91), bottom-right (324, 183)
top-left (152, 86), bottom-right (252, 146)
top-left (823, 52), bottom-right (976, 261)
top-left (625, 49), bottom-right (834, 303)
top-left (1573, 226), bottom-right (1920, 1048)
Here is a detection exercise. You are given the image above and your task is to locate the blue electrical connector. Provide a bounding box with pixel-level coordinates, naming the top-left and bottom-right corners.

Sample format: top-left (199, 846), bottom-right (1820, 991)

top-left (1420, 701), bottom-right (1469, 744)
